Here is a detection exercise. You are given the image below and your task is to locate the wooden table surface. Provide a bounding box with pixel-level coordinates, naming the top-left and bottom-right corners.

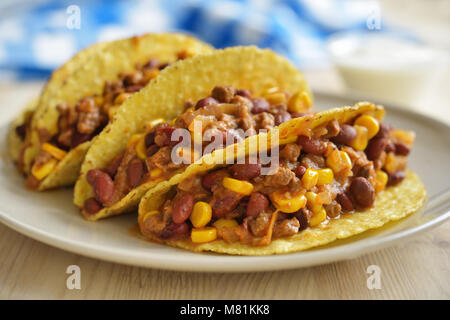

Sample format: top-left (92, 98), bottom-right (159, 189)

top-left (0, 71), bottom-right (449, 300)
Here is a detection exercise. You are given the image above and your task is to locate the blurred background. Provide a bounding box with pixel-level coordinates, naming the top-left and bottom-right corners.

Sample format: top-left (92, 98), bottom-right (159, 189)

top-left (0, 0), bottom-right (449, 119)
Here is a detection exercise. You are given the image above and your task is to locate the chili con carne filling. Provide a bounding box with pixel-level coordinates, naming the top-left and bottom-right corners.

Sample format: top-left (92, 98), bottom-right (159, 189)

top-left (140, 114), bottom-right (414, 246)
top-left (83, 85), bottom-right (313, 215)
top-left (26, 51), bottom-right (190, 189)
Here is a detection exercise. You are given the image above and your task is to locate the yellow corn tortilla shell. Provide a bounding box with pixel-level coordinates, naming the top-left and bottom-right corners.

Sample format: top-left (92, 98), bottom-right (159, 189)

top-left (74, 46), bottom-right (311, 221)
top-left (137, 103), bottom-right (426, 255)
top-left (26, 33), bottom-right (213, 190)
top-left (8, 98), bottom-right (39, 163)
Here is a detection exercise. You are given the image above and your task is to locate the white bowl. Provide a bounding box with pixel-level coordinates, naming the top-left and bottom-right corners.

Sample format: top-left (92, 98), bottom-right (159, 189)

top-left (327, 32), bottom-right (448, 106)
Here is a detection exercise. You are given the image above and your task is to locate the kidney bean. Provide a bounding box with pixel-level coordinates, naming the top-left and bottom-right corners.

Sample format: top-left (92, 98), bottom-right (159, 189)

top-left (235, 89), bottom-right (252, 99)
top-left (158, 62), bottom-right (169, 70)
top-left (172, 193), bottom-right (194, 224)
top-left (127, 159), bottom-right (144, 188)
top-left (251, 98), bottom-right (270, 114)
top-left (336, 192), bottom-right (354, 212)
top-left (385, 142), bottom-right (396, 153)
top-left (106, 154), bottom-right (124, 177)
top-left (274, 111), bottom-right (291, 126)
top-left (295, 165), bottom-right (306, 178)
top-left (93, 171), bottom-right (115, 205)
top-left (387, 171), bottom-right (405, 186)
top-left (246, 193), bottom-right (269, 218)
top-left (160, 222), bottom-right (189, 239)
top-left (331, 124), bottom-right (356, 145)
top-left (230, 163), bottom-right (261, 180)
top-left (195, 97), bottom-right (218, 110)
top-left (375, 123), bottom-right (391, 139)
top-left (86, 169), bottom-right (104, 186)
top-left (84, 198), bottom-right (103, 214)
top-left (202, 170), bottom-right (229, 191)
top-left (297, 135), bottom-right (327, 155)
top-left (366, 137), bottom-right (388, 160)
top-left (144, 131), bottom-right (155, 147)
top-left (146, 144), bottom-right (159, 157)
top-left (350, 177), bottom-right (375, 208)
top-left (294, 208), bottom-right (311, 231)
top-left (394, 142), bottom-right (410, 156)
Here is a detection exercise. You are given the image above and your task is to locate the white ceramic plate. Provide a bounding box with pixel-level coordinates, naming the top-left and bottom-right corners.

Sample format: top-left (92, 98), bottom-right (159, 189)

top-left (1, 92), bottom-right (449, 272)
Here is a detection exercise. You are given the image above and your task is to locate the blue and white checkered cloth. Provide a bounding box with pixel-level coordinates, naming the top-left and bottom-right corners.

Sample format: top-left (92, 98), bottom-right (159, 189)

top-left (0, 0), bottom-right (389, 80)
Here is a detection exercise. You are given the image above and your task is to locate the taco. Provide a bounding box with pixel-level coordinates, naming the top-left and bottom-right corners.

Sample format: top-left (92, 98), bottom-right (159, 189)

top-left (18, 33), bottom-right (213, 190)
top-left (73, 46), bottom-right (312, 221)
top-left (137, 103), bottom-right (426, 255)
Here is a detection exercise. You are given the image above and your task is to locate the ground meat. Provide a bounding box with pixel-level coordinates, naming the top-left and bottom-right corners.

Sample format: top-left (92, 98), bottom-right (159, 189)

top-left (211, 86), bottom-right (235, 103)
top-left (324, 201), bottom-right (342, 218)
top-left (300, 154), bottom-right (326, 170)
top-left (178, 175), bottom-right (209, 200)
top-left (261, 166), bottom-right (296, 189)
top-left (209, 186), bottom-right (243, 218)
top-left (248, 212), bottom-right (272, 237)
top-left (106, 147), bottom-right (137, 206)
top-left (146, 146), bottom-right (172, 170)
top-left (273, 217), bottom-right (300, 238)
top-left (219, 226), bottom-right (240, 243)
top-left (142, 214), bottom-right (168, 236)
top-left (254, 112), bottom-right (275, 130)
top-left (280, 143), bottom-right (301, 162)
top-left (323, 119), bottom-right (340, 138)
top-left (76, 98), bottom-right (104, 135)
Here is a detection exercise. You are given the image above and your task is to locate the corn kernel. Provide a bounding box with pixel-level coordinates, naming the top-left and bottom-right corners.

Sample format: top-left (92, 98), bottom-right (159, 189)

top-left (135, 137), bottom-right (147, 160)
top-left (190, 202), bottom-right (212, 228)
top-left (302, 168), bottom-right (319, 189)
top-left (326, 150), bottom-right (352, 174)
top-left (287, 90), bottom-right (312, 113)
top-left (375, 170), bottom-right (388, 193)
top-left (390, 129), bottom-right (415, 146)
top-left (354, 115), bottom-right (379, 139)
top-left (143, 69), bottom-right (159, 82)
top-left (114, 92), bottom-right (132, 105)
top-left (384, 153), bottom-right (399, 174)
top-left (150, 168), bottom-right (162, 178)
top-left (223, 177), bottom-right (254, 196)
top-left (264, 92), bottom-right (286, 105)
top-left (213, 219), bottom-right (238, 229)
top-left (317, 168), bottom-right (334, 186)
top-left (305, 191), bottom-right (322, 214)
top-left (270, 190), bottom-right (307, 213)
top-left (142, 210), bottom-right (160, 222)
top-left (31, 158), bottom-right (57, 180)
top-left (350, 125), bottom-right (369, 151)
top-left (310, 207), bottom-right (327, 227)
top-left (191, 227), bottom-right (217, 243)
top-left (41, 143), bottom-right (67, 160)
top-left (127, 133), bottom-right (144, 147)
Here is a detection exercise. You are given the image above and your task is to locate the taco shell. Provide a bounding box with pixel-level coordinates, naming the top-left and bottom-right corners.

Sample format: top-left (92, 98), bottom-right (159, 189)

top-left (74, 46), bottom-right (311, 220)
top-left (137, 103), bottom-right (426, 255)
top-left (24, 33), bottom-right (213, 190)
